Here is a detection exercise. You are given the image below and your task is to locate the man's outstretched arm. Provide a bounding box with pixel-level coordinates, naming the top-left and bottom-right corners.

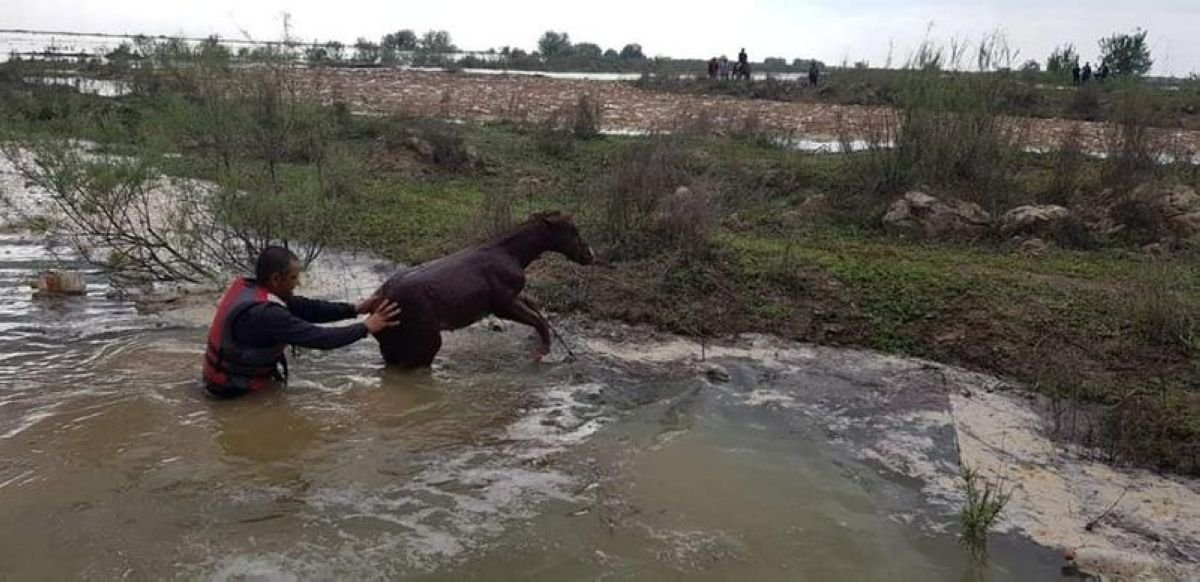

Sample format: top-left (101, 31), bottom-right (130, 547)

top-left (286, 296), bottom-right (358, 324)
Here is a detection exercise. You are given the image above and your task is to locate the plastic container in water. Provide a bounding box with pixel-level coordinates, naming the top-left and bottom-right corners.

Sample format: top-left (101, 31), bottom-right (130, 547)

top-left (32, 270), bottom-right (87, 296)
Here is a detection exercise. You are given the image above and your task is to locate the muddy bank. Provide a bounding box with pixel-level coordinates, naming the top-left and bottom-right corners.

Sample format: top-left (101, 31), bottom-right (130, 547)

top-left (296, 68), bottom-right (1200, 155)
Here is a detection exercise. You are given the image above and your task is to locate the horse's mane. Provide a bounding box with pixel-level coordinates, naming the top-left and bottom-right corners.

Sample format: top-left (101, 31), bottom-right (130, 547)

top-left (486, 210), bottom-right (573, 245)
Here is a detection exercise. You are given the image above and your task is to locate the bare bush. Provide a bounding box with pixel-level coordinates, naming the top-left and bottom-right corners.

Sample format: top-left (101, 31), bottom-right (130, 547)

top-left (3, 141), bottom-right (238, 283)
top-left (1101, 387), bottom-right (1199, 474)
top-left (656, 182), bottom-right (721, 253)
top-left (571, 94), bottom-right (603, 140)
top-left (726, 111), bottom-right (790, 147)
top-left (1, 45), bottom-right (350, 283)
top-left (477, 188), bottom-right (517, 240)
top-left (1047, 125), bottom-right (1086, 206)
top-left (1126, 264), bottom-right (1198, 352)
top-left (602, 137), bottom-right (690, 238)
top-left (1104, 88), bottom-right (1165, 190)
top-left (533, 119), bottom-right (575, 158)
top-left (1066, 84), bottom-right (1103, 121)
top-left (1110, 196), bottom-right (1170, 245)
top-left (836, 66), bottom-right (1023, 216)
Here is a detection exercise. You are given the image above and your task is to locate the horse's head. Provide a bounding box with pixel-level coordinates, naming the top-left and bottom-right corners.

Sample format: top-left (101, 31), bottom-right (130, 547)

top-left (533, 211), bottom-right (595, 265)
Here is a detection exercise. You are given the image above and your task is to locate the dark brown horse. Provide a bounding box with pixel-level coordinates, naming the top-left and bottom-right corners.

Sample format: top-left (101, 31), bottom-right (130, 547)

top-left (372, 210), bottom-right (595, 368)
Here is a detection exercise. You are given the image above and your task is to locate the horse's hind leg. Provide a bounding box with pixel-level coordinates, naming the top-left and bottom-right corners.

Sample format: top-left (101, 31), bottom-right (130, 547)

top-left (376, 320), bottom-right (442, 368)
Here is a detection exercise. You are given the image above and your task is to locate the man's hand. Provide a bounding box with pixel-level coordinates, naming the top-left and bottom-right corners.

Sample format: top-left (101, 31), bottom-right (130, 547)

top-left (356, 293), bottom-right (383, 315)
top-left (364, 300), bottom-right (401, 334)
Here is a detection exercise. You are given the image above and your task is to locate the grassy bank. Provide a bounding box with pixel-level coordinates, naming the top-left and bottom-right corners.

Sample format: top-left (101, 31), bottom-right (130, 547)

top-left (2, 71), bottom-right (1198, 474)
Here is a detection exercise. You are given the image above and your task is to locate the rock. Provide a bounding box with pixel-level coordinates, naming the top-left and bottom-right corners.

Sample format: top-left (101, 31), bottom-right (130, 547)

top-left (882, 191), bottom-right (992, 240)
top-left (1016, 237), bottom-right (1052, 254)
top-left (1156, 184), bottom-right (1199, 217)
top-left (935, 328), bottom-right (966, 343)
top-left (999, 205), bottom-right (1071, 236)
top-left (1116, 184), bottom-right (1200, 240)
top-left (705, 366), bottom-right (731, 383)
top-left (405, 136), bottom-right (436, 160)
top-left (464, 144), bottom-right (483, 168)
top-left (1168, 212), bottom-right (1200, 238)
top-left (1141, 242), bottom-right (1166, 255)
top-left (798, 194), bottom-right (831, 218)
top-left (821, 323), bottom-right (846, 335)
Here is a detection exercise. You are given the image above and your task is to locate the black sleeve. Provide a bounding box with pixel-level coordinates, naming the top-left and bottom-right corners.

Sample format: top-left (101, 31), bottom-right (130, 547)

top-left (286, 296), bottom-right (357, 323)
top-left (237, 303), bottom-right (368, 350)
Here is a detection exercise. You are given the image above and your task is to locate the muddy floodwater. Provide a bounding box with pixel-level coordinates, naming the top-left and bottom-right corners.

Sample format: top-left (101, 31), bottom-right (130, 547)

top-left (4, 232), bottom-right (1196, 580)
top-left (0, 233), bottom-right (1058, 580)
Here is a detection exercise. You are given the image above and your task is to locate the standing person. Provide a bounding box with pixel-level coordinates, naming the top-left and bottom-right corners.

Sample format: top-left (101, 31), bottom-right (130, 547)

top-left (1098, 61), bottom-right (1110, 81)
top-left (808, 60), bottom-right (820, 86)
top-left (719, 55), bottom-right (730, 80)
top-left (1072, 62), bottom-right (1082, 86)
top-left (1082, 62), bottom-right (1093, 84)
top-left (708, 57), bottom-right (719, 80)
top-left (202, 246), bottom-right (401, 399)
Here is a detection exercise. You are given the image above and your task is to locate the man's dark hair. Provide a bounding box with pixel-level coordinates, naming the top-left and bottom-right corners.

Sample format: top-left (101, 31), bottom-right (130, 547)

top-left (255, 246), bottom-right (299, 283)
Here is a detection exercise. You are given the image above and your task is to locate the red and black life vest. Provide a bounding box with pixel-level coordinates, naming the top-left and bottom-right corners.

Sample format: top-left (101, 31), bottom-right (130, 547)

top-left (202, 277), bottom-right (287, 394)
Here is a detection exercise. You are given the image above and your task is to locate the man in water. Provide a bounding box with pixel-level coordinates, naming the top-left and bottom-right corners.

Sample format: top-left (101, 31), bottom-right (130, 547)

top-left (202, 246), bottom-right (400, 398)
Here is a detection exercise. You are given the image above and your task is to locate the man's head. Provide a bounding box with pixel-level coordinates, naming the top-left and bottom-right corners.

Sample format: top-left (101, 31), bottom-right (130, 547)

top-left (255, 246), bottom-right (302, 300)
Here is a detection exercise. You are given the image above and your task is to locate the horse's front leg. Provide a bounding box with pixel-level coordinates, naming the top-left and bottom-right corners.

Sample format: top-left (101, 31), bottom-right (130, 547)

top-left (494, 296), bottom-right (552, 360)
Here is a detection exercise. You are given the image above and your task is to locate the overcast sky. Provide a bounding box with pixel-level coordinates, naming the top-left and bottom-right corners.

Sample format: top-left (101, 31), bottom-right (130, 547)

top-left (3, 0), bottom-right (1198, 75)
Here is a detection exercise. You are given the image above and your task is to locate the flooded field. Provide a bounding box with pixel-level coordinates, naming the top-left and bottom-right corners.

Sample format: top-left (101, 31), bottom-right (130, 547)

top-left (0, 231), bottom-right (1088, 580)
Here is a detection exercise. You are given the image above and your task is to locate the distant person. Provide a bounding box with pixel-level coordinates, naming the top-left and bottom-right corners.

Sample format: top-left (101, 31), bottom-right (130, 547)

top-left (735, 48), bottom-right (751, 81)
top-left (808, 61), bottom-right (820, 86)
top-left (719, 56), bottom-right (731, 80)
top-left (1098, 62), bottom-right (1111, 81)
top-left (1082, 62), bottom-right (1093, 83)
top-left (708, 57), bottom-right (719, 80)
top-left (1071, 63), bottom-right (1081, 86)
top-left (202, 246), bottom-right (400, 399)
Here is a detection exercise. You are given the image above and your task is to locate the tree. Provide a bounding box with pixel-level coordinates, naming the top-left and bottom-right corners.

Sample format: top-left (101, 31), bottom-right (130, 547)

top-left (603, 48), bottom-right (619, 60)
top-left (620, 43), bottom-right (645, 60)
top-left (324, 41), bottom-right (345, 62)
top-left (196, 36), bottom-right (231, 66)
top-left (1099, 28), bottom-right (1153, 77)
top-left (105, 42), bottom-right (139, 70)
top-left (353, 38), bottom-right (380, 64)
top-left (1046, 44), bottom-right (1079, 76)
top-left (381, 29), bottom-right (418, 51)
top-left (763, 57), bottom-right (787, 68)
top-left (305, 45), bottom-right (330, 65)
top-left (538, 31), bottom-right (573, 59)
top-left (573, 42), bottom-right (603, 59)
top-left (418, 30), bottom-right (456, 54)
top-left (1020, 59), bottom-right (1041, 73)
